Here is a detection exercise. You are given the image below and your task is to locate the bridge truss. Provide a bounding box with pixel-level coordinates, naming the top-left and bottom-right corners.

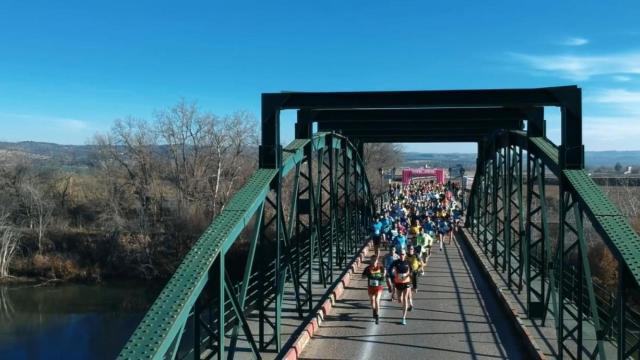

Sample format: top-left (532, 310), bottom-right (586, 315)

top-left (118, 131), bottom-right (375, 359)
top-left (120, 86), bottom-right (640, 360)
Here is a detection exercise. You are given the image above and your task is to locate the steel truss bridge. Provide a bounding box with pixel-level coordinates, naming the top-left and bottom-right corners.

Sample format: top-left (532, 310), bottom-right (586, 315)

top-left (119, 86), bottom-right (640, 359)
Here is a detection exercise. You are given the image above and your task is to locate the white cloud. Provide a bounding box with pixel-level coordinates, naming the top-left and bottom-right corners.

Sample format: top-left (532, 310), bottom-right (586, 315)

top-left (561, 37), bottom-right (589, 46)
top-left (582, 116), bottom-right (640, 150)
top-left (537, 97), bottom-right (640, 150)
top-left (589, 88), bottom-right (640, 104)
top-left (0, 113), bottom-right (89, 132)
top-left (612, 75), bottom-right (632, 82)
top-left (0, 112), bottom-right (97, 144)
top-left (587, 88), bottom-right (640, 116)
top-left (59, 119), bottom-right (89, 131)
top-left (510, 51), bottom-right (640, 80)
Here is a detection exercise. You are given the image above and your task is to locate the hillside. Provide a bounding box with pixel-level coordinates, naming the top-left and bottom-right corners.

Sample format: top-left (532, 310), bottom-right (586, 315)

top-left (1, 141), bottom-right (640, 171)
top-left (404, 150), bottom-right (640, 171)
top-left (0, 141), bottom-right (96, 167)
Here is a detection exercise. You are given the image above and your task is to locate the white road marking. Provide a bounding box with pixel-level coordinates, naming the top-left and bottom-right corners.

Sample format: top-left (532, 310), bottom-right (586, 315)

top-left (360, 291), bottom-right (385, 360)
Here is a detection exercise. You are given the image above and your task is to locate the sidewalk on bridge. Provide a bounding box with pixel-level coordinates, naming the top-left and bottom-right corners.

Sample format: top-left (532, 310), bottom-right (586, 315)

top-left (459, 228), bottom-right (618, 359)
top-left (298, 234), bottom-right (530, 360)
top-left (228, 241), bottom-right (372, 360)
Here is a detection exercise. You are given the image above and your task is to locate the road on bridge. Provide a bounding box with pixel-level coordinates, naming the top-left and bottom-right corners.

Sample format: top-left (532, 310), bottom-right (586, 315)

top-left (299, 234), bottom-right (528, 360)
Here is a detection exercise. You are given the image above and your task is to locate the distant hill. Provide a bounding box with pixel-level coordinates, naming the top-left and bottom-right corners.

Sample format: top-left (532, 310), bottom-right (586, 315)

top-left (584, 151), bottom-right (640, 168)
top-left (0, 141), bottom-right (96, 167)
top-left (403, 152), bottom-right (476, 170)
top-left (1, 141), bottom-right (639, 172)
top-left (403, 150), bottom-right (640, 170)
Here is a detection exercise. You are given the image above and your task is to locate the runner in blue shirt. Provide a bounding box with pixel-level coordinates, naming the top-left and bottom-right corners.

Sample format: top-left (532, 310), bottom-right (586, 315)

top-left (383, 247), bottom-right (398, 300)
top-left (371, 216), bottom-right (383, 255)
top-left (437, 216), bottom-right (450, 251)
top-left (393, 233), bottom-right (407, 252)
top-left (380, 212), bottom-right (391, 249)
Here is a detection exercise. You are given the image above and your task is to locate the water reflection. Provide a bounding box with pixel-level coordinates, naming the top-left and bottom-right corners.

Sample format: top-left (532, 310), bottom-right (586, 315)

top-left (0, 286), bottom-right (15, 323)
top-left (0, 281), bottom-right (161, 360)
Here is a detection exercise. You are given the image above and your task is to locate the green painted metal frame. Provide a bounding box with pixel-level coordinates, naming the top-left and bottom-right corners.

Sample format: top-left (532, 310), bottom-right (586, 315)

top-left (469, 129), bottom-right (640, 359)
top-left (506, 145), bottom-right (525, 291)
top-left (526, 153), bottom-right (552, 321)
top-left (118, 132), bottom-right (375, 359)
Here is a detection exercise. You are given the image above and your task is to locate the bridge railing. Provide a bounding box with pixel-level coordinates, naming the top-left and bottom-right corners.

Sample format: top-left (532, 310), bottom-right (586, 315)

top-left (118, 132), bottom-right (376, 359)
top-left (466, 130), bottom-right (640, 359)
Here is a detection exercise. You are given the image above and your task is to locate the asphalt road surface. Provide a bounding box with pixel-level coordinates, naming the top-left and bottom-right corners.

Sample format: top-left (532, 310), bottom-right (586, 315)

top-left (299, 235), bottom-right (528, 360)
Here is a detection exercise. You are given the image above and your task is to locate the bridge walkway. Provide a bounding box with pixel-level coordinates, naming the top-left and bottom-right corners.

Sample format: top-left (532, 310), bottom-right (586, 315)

top-left (300, 233), bottom-right (528, 360)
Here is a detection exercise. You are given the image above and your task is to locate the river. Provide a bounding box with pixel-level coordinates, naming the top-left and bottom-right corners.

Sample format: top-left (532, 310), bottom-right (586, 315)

top-left (0, 281), bottom-right (163, 360)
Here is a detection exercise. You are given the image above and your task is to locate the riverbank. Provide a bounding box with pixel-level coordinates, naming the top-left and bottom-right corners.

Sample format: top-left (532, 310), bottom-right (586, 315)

top-left (0, 275), bottom-right (41, 286)
top-left (7, 228), bottom-right (195, 283)
top-left (6, 227), bottom-right (255, 286)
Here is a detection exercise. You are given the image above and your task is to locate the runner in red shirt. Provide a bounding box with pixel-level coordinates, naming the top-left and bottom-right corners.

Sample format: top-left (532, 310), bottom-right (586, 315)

top-left (362, 254), bottom-right (385, 324)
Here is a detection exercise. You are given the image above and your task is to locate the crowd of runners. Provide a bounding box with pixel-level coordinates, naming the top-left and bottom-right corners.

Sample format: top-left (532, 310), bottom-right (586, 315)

top-left (363, 180), bottom-right (463, 325)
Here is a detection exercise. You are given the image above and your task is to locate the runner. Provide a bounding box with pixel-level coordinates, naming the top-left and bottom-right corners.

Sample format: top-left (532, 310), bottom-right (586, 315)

top-left (437, 214), bottom-right (449, 251)
top-left (423, 215), bottom-right (436, 239)
top-left (414, 227), bottom-right (431, 265)
top-left (362, 254), bottom-right (385, 324)
top-left (383, 247), bottom-right (398, 300)
top-left (445, 213), bottom-right (454, 244)
top-left (393, 231), bottom-right (407, 253)
top-left (406, 246), bottom-right (423, 293)
top-left (371, 215), bottom-right (383, 255)
top-left (390, 248), bottom-right (412, 325)
top-left (409, 220), bottom-right (421, 243)
top-left (452, 205), bottom-right (463, 232)
top-left (380, 211), bottom-right (391, 249)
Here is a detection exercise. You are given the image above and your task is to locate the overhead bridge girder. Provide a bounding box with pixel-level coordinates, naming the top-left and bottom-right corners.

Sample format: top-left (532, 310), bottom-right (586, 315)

top-left (306, 107), bottom-right (535, 122)
top-left (317, 127), bottom-right (520, 142)
top-left (273, 86), bottom-right (573, 109)
top-left (312, 108), bottom-right (525, 144)
top-left (351, 135), bottom-right (486, 143)
top-left (317, 120), bottom-right (524, 132)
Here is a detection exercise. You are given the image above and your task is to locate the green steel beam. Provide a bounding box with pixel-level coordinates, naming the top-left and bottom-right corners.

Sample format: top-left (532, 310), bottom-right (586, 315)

top-left (270, 86), bottom-right (577, 109)
top-left (307, 107), bottom-right (533, 122)
top-left (499, 131), bottom-right (640, 289)
top-left (472, 128), bottom-right (640, 358)
top-left (118, 132), bottom-right (374, 359)
top-left (317, 120), bottom-right (523, 131)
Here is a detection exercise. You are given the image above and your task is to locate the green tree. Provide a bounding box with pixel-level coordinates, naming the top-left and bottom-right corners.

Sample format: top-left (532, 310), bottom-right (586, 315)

top-left (614, 162), bottom-right (623, 173)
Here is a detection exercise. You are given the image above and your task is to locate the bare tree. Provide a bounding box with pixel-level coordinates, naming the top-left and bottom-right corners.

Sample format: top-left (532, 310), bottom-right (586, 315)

top-left (217, 111), bottom-right (258, 213)
top-left (94, 118), bottom-right (160, 233)
top-left (364, 143), bottom-right (404, 193)
top-left (20, 183), bottom-right (53, 252)
top-left (156, 102), bottom-right (258, 218)
top-left (156, 100), bottom-right (218, 214)
top-left (0, 214), bottom-right (20, 278)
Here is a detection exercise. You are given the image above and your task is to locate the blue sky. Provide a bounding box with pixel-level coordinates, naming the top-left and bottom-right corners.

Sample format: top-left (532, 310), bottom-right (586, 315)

top-left (1, 1), bottom-right (639, 152)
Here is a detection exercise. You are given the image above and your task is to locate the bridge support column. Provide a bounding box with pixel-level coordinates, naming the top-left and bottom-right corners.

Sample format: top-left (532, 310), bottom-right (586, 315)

top-left (329, 135), bottom-right (337, 279)
top-left (480, 141), bottom-right (490, 255)
top-left (317, 146), bottom-right (327, 287)
top-left (525, 154), bottom-right (550, 321)
top-left (617, 266), bottom-right (628, 359)
top-left (502, 144), bottom-right (511, 274)
top-left (217, 255), bottom-right (225, 360)
top-left (260, 94), bottom-right (284, 352)
top-left (554, 87), bottom-right (605, 359)
top-left (507, 145), bottom-right (525, 291)
top-left (491, 140), bottom-right (499, 264)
